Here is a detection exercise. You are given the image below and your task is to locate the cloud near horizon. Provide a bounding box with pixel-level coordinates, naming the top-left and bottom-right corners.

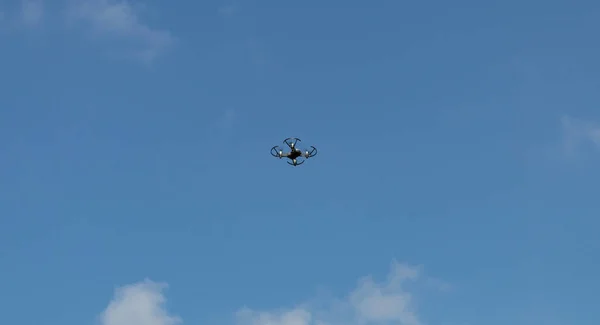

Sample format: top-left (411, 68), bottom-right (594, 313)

top-left (99, 261), bottom-right (432, 325)
top-left (99, 279), bottom-right (181, 325)
top-left (237, 262), bottom-right (423, 325)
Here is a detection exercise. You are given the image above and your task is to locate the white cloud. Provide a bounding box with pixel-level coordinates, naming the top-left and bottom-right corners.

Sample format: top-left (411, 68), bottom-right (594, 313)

top-left (237, 308), bottom-right (313, 325)
top-left (99, 279), bottom-right (181, 325)
top-left (560, 115), bottom-right (600, 157)
top-left (236, 261), bottom-right (426, 325)
top-left (20, 0), bottom-right (43, 26)
top-left (66, 0), bottom-right (174, 63)
top-left (97, 262), bottom-right (438, 325)
top-left (349, 263), bottom-right (420, 325)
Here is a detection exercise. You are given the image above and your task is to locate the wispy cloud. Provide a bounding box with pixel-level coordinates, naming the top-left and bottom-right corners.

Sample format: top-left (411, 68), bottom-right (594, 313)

top-left (99, 279), bottom-right (181, 325)
top-left (0, 0), bottom-right (42, 29)
top-left (560, 115), bottom-right (600, 157)
top-left (523, 115), bottom-right (600, 169)
top-left (66, 0), bottom-right (174, 63)
top-left (97, 261), bottom-right (436, 325)
top-left (20, 0), bottom-right (43, 26)
top-left (237, 261), bottom-right (426, 325)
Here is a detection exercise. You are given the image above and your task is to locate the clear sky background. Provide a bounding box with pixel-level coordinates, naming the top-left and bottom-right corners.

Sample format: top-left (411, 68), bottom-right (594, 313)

top-left (1, 1), bottom-right (599, 325)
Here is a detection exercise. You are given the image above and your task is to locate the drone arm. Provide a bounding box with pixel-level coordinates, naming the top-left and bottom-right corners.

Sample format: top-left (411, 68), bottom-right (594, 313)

top-left (271, 146), bottom-right (291, 158)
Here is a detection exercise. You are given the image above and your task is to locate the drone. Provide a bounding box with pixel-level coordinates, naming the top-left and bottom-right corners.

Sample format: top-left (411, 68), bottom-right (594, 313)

top-left (270, 137), bottom-right (317, 166)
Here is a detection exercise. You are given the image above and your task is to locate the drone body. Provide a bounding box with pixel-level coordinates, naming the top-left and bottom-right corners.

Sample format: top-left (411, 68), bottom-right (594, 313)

top-left (270, 138), bottom-right (317, 166)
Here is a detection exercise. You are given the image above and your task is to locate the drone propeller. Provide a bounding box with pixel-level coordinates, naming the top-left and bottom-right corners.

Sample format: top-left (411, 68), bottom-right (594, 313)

top-left (283, 137), bottom-right (301, 148)
top-left (270, 146), bottom-right (283, 158)
top-left (303, 146), bottom-right (317, 158)
top-left (288, 159), bottom-right (305, 166)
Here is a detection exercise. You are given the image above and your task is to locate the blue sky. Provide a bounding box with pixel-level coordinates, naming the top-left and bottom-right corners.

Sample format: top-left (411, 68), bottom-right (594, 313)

top-left (1, 0), bottom-right (599, 324)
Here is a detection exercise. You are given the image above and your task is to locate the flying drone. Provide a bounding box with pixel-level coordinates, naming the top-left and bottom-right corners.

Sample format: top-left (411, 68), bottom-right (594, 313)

top-left (270, 137), bottom-right (317, 166)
